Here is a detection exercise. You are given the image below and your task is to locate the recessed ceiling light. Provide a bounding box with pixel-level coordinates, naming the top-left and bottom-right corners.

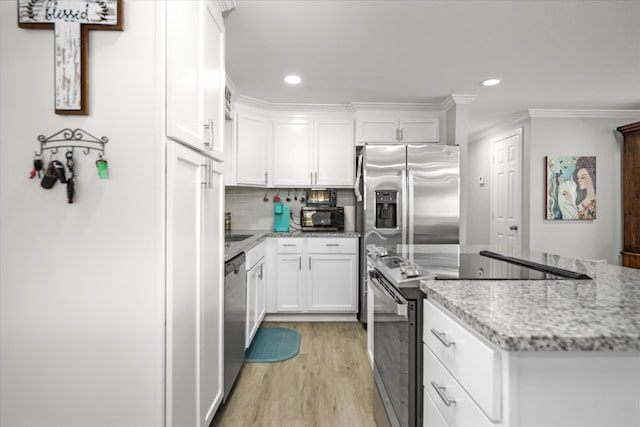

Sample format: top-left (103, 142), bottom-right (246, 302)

top-left (284, 75), bottom-right (302, 85)
top-left (481, 78), bottom-right (501, 87)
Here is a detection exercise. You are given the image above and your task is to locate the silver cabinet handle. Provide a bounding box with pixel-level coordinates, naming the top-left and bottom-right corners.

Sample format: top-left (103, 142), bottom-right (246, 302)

top-left (309, 257), bottom-right (311, 270)
top-left (283, 244), bottom-right (297, 247)
top-left (431, 381), bottom-right (456, 407)
top-left (315, 171), bottom-right (318, 184)
top-left (395, 128), bottom-right (400, 141)
top-left (510, 225), bottom-right (518, 231)
top-left (430, 328), bottom-right (455, 347)
top-left (400, 128), bottom-right (404, 141)
top-left (203, 121), bottom-right (211, 149)
top-left (299, 256), bottom-right (302, 270)
top-left (264, 171), bottom-right (268, 185)
top-left (258, 264), bottom-right (263, 280)
top-left (325, 244), bottom-right (340, 247)
top-left (310, 172), bottom-right (313, 185)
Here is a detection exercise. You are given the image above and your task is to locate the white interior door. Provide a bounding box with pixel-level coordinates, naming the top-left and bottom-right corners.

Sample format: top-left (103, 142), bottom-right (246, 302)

top-left (490, 128), bottom-right (522, 251)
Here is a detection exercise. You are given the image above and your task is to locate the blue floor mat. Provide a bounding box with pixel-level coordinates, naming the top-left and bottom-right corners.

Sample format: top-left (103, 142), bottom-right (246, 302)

top-left (245, 327), bottom-right (301, 363)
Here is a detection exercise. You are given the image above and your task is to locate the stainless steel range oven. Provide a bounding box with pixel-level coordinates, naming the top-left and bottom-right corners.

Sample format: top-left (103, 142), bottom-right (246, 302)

top-left (370, 269), bottom-right (423, 427)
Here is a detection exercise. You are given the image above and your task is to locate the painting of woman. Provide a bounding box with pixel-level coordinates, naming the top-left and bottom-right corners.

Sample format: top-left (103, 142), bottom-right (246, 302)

top-left (546, 156), bottom-right (596, 220)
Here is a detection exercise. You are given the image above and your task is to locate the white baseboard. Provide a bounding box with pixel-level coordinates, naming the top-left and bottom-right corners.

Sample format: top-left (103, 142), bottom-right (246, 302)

top-left (264, 313), bottom-right (358, 322)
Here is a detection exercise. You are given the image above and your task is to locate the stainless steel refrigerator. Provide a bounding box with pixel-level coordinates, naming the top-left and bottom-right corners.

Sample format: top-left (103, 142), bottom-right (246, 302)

top-left (355, 143), bottom-right (460, 323)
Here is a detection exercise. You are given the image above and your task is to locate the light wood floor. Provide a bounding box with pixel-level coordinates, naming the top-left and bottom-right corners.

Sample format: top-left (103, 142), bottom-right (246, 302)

top-left (211, 321), bottom-right (377, 427)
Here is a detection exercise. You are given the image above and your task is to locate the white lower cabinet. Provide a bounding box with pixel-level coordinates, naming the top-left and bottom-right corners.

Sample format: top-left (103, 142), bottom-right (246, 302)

top-left (423, 299), bottom-right (640, 427)
top-left (245, 241), bottom-right (266, 349)
top-left (273, 238), bottom-right (358, 313)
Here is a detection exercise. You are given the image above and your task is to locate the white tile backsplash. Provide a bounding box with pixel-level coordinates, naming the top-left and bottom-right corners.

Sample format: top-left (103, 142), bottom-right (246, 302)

top-left (224, 187), bottom-right (355, 231)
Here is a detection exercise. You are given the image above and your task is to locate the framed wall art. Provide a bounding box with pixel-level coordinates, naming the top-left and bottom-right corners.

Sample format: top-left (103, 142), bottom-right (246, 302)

top-left (546, 156), bottom-right (596, 220)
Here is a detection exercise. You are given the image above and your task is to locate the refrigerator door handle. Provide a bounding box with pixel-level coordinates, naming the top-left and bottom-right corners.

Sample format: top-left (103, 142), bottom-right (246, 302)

top-left (407, 169), bottom-right (415, 245)
top-left (401, 168), bottom-right (408, 245)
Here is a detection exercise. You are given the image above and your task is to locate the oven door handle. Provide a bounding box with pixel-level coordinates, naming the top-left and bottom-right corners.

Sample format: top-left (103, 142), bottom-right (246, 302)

top-left (369, 271), bottom-right (408, 317)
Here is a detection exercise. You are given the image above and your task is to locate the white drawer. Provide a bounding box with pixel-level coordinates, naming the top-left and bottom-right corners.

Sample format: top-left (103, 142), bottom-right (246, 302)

top-left (276, 238), bottom-right (303, 254)
top-left (424, 300), bottom-right (501, 421)
top-left (245, 240), bottom-right (266, 270)
top-left (307, 238), bottom-right (357, 254)
top-left (424, 345), bottom-right (494, 427)
top-left (424, 384), bottom-right (451, 427)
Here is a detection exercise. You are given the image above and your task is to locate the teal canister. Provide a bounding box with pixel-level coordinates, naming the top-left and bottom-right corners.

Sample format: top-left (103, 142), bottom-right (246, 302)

top-left (273, 202), bottom-right (290, 232)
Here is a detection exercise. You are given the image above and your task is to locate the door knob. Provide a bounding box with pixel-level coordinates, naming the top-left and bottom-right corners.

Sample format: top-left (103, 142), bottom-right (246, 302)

top-left (509, 225), bottom-right (518, 231)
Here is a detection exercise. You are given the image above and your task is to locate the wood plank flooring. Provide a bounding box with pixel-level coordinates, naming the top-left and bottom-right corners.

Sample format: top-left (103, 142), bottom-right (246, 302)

top-left (211, 322), bottom-right (377, 427)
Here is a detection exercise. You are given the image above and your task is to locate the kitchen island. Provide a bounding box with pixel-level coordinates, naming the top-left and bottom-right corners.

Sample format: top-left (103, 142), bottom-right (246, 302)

top-left (417, 245), bottom-right (640, 427)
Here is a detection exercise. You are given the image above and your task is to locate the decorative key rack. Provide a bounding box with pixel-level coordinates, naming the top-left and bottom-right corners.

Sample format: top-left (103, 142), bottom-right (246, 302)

top-left (35, 127), bottom-right (108, 157)
top-left (31, 128), bottom-right (110, 204)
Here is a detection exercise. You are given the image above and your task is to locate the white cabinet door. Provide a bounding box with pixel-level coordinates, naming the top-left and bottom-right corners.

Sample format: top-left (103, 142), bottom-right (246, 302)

top-left (167, 1), bottom-right (225, 158)
top-left (358, 118), bottom-right (399, 142)
top-left (166, 141), bottom-right (223, 427)
top-left (315, 120), bottom-right (354, 187)
top-left (200, 156), bottom-right (224, 426)
top-left (236, 111), bottom-right (269, 186)
top-left (202, 1), bottom-right (225, 157)
top-left (166, 1), bottom-right (204, 151)
top-left (256, 260), bottom-right (266, 324)
top-left (308, 254), bottom-right (357, 312)
top-left (399, 118), bottom-right (439, 143)
top-left (273, 120), bottom-right (313, 186)
top-left (276, 254), bottom-right (304, 311)
top-left (245, 263), bottom-right (259, 349)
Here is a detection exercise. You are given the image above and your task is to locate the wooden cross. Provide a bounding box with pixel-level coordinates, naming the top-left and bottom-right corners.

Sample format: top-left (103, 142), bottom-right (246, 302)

top-left (18, 0), bottom-right (123, 115)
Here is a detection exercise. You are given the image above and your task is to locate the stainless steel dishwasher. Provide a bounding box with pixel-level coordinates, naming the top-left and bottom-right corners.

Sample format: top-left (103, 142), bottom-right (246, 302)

top-left (223, 252), bottom-right (246, 402)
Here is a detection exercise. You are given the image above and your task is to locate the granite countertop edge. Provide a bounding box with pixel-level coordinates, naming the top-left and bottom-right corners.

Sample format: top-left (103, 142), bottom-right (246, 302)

top-left (224, 230), bottom-right (360, 261)
top-left (420, 274), bottom-right (640, 353)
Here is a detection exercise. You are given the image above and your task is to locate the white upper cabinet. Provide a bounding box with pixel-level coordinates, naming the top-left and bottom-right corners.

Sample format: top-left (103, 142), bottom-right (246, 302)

top-left (273, 118), bottom-right (354, 187)
top-left (272, 119), bottom-right (314, 186)
top-left (356, 113), bottom-right (440, 144)
top-left (235, 111), bottom-right (269, 186)
top-left (314, 120), bottom-right (354, 187)
top-left (167, 1), bottom-right (225, 159)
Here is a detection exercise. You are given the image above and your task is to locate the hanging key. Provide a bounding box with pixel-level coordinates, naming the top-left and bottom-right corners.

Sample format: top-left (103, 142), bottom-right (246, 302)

top-left (96, 156), bottom-right (109, 179)
top-left (66, 150), bottom-right (75, 203)
top-left (40, 161), bottom-right (58, 189)
top-left (34, 156), bottom-right (43, 178)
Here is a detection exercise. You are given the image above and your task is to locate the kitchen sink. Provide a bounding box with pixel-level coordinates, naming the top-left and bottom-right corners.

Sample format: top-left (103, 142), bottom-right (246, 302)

top-left (224, 234), bottom-right (253, 242)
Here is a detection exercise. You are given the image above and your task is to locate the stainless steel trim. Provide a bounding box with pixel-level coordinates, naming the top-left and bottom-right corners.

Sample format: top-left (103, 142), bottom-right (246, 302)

top-left (401, 168), bottom-right (407, 245)
top-left (369, 270), bottom-right (408, 316)
top-left (407, 169), bottom-right (414, 245)
top-left (430, 382), bottom-right (456, 407)
top-left (430, 328), bottom-right (455, 348)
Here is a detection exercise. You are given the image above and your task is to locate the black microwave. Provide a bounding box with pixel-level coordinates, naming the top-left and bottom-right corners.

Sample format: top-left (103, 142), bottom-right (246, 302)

top-left (301, 207), bottom-right (344, 231)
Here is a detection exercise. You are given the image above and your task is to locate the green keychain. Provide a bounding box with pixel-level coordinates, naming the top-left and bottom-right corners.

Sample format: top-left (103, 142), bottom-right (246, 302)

top-left (96, 157), bottom-right (109, 179)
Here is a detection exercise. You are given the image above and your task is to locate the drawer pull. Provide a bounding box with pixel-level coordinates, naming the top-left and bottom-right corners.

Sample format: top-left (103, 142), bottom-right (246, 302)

top-left (325, 244), bottom-right (340, 247)
top-left (430, 328), bottom-right (455, 347)
top-left (283, 244), bottom-right (297, 247)
top-left (431, 381), bottom-right (456, 406)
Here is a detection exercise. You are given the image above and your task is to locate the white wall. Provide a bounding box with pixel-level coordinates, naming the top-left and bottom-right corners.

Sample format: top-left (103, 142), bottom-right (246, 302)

top-left (0, 3), bottom-right (165, 426)
top-left (528, 116), bottom-right (637, 264)
top-left (467, 114), bottom-right (640, 264)
top-left (466, 136), bottom-right (492, 243)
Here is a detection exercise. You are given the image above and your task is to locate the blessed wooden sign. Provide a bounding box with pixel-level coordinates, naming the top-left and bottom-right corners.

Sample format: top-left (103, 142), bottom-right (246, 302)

top-left (18, 0), bottom-right (123, 115)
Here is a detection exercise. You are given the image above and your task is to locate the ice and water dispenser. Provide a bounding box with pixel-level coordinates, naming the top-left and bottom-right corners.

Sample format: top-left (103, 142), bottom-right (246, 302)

top-left (375, 190), bottom-right (397, 229)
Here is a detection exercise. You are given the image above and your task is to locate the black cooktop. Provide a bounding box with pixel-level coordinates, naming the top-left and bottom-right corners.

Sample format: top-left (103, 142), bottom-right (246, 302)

top-left (411, 250), bottom-right (591, 280)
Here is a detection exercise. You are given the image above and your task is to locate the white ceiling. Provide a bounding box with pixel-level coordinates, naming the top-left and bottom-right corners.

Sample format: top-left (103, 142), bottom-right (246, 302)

top-left (224, 0), bottom-right (640, 136)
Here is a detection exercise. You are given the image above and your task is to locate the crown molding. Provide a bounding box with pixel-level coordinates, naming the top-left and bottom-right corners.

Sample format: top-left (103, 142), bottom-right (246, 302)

top-left (236, 95), bottom-right (353, 113)
top-left (350, 102), bottom-right (444, 112)
top-left (442, 94), bottom-right (478, 110)
top-left (470, 111), bottom-right (531, 142)
top-left (219, 0), bottom-right (236, 13)
top-left (527, 109), bottom-right (640, 119)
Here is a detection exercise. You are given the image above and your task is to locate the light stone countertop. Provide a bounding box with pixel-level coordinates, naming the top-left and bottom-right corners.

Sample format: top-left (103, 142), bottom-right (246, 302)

top-left (224, 229), bottom-right (360, 262)
top-left (417, 245), bottom-right (640, 352)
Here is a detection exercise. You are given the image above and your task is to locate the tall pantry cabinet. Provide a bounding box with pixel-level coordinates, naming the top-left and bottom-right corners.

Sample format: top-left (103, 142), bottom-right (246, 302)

top-left (166, 1), bottom-right (230, 426)
top-left (617, 121), bottom-right (640, 268)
